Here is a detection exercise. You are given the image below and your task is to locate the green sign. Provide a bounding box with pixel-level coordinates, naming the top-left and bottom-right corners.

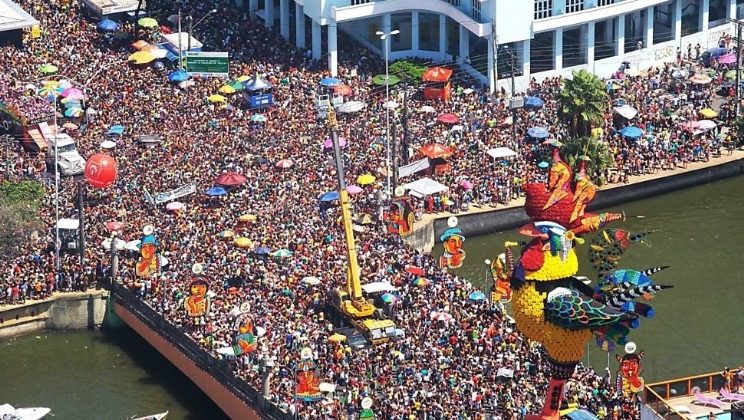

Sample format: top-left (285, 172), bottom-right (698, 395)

top-left (185, 52), bottom-right (229, 77)
top-left (359, 409), bottom-right (374, 419)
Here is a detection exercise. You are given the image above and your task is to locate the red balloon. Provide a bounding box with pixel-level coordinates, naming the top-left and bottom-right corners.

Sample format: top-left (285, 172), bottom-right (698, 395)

top-left (85, 154), bottom-right (118, 189)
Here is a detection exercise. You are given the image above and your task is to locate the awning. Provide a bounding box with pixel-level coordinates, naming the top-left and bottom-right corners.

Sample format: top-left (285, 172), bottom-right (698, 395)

top-left (361, 282), bottom-right (399, 294)
top-left (56, 218), bottom-right (80, 230)
top-left (565, 409), bottom-right (602, 420)
top-left (614, 104), bottom-right (638, 119)
top-left (27, 129), bottom-right (47, 150)
top-left (486, 147), bottom-right (517, 159)
top-left (398, 158), bottom-right (430, 179)
top-left (404, 177), bottom-right (449, 196)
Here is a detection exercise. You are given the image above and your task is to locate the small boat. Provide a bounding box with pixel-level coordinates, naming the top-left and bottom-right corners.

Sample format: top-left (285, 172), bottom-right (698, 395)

top-left (0, 404), bottom-right (51, 420)
top-left (130, 411), bottom-right (169, 420)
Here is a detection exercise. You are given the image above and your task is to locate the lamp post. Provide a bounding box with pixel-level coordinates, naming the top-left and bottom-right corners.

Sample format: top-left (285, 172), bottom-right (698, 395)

top-left (102, 225), bottom-right (125, 288)
top-left (484, 258), bottom-right (492, 301)
top-left (187, 9), bottom-right (217, 51)
top-left (376, 29), bottom-right (400, 201)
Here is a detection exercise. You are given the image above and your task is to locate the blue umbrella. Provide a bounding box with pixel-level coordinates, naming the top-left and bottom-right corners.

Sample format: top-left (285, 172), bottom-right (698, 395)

top-left (538, 161), bottom-right (550, 169)
top-left (255, 247), bottom-right (271, 255)
top-left (469, 291), bottom-right (487, 301)
top-left (168, 70), bottom-right (189, 83)
top-left (524, 96), bottom-right (544, 108)
top-left (319, 191), bottom-right (340, 202)
top-left (64, 108), bottom-right (83, 117)
top-left (97, 19), bottom-right (119, 31)
top-left (107, 125), bottom-right (125, 135)
top-left (205, 186), bottom-right (228, 197)
top-left (620, 126), bottom-right (643, 139)
top-left (319, 77), bottom-right (341, 87)
top-left (527, 127), bottom-right (549, 139)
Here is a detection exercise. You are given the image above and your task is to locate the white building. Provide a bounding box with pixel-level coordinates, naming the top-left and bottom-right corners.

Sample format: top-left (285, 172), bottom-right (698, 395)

top-left (238, 0), bottom-right (742, 92)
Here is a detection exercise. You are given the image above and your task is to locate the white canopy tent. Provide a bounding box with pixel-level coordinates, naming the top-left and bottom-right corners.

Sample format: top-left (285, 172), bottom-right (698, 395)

top-left (404, 177), bottom-right (449, 197)
top-left (361, 282), bottom-right (399, 294)
top-left (486, 147), bottom-right (517, 159)
top-left (397, 158), bottom-right (430, 179)
top-left (56, 218), bottom-right (79, 230)
top-left (614, 104), bottom-right (638, 119)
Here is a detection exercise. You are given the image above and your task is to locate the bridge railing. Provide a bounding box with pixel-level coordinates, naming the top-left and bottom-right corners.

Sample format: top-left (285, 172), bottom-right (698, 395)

top-left (111, 284), bottom-right (293, 420)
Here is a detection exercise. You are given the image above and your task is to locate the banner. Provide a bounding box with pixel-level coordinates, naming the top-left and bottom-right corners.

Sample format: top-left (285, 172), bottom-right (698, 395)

top-left (155, 182), bottom-right (196, 204)
top-left (143, 187), bottom-right (155, 206)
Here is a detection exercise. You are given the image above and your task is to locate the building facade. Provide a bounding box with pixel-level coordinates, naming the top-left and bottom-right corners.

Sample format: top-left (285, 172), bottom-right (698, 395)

top-left (238, 0), bottom-right (742, 92)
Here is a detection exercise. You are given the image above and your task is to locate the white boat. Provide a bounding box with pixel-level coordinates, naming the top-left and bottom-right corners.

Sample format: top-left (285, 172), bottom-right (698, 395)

top-left (130, 411), bottom-right (168, 420)
top-left (0, 404), bottom-right (51, 420)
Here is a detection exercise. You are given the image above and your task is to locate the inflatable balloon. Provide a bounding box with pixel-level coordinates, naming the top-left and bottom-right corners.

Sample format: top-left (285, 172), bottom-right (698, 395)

top-left (84, 154), bottom-right (118, 188)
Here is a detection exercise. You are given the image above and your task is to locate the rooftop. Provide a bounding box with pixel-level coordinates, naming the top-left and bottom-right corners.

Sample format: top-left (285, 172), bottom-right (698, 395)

top-left (0, 0), bottom-right (39, 32)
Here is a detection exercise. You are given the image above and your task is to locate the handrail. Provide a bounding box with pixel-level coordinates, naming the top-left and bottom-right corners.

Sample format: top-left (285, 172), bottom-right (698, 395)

top-left (111, 284), bottom-right (293, 420)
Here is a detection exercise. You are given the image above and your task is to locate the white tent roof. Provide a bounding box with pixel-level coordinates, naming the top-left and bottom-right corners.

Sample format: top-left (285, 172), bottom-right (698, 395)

top-left (0, 0), bottom-right (39, 31)
top-left (397, 158), bottom-right (430, 179)
top-left (56, 218), bottom-right (79, 230)
top-left (404, 177), bottom-right (448, 196)
top-left (486, 147), bottom-right (517, 159)
top-left (243, 76), bottom-right (273, 91)
top-left (614, 104), bottom-right (638, 119)
top-left (361, 282), bottom-right (399, 294)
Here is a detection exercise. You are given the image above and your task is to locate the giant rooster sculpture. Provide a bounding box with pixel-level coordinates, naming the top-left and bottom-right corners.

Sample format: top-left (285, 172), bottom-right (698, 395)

top-left (509, 144), bottom-right (672, 420)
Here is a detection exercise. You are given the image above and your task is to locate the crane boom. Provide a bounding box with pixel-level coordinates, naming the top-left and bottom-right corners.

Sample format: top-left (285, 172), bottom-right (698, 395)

top-left (327, 109), bottom-right (364, 300)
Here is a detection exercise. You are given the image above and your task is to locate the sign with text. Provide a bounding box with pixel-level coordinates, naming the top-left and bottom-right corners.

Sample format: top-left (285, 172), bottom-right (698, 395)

top-left (155, 182), bottom-right (196, 204)
top-left (249, 93), bottom-right (274, 108)
top-left (185, 52), bottom-right (229, 77)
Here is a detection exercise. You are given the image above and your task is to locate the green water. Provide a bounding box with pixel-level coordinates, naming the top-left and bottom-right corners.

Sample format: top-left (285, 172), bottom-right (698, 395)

top-left (0, 329), bottom-right (229, 420)
top-left (446, 175), bottom-right (744, 383)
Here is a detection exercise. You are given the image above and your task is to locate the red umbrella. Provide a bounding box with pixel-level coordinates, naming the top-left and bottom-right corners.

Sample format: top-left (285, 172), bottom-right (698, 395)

top-left (406, 266), bottom-right (425, 276)
top-left (334, 84), bottom-right (353, 96)
top-left (106, 221), bottom-right (123, 232)
top-left (437, 113), bottom-right (459, 124)
top-left (276, 159), bottom-right (294, 169)
top-left (419, 143), bottom-right (454, 159)
top-left (215, 171), bottom-right (248, 186)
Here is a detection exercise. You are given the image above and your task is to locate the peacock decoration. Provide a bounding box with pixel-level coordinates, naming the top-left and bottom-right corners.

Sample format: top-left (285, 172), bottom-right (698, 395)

top-left (507, 143), bottom-right (673, 420)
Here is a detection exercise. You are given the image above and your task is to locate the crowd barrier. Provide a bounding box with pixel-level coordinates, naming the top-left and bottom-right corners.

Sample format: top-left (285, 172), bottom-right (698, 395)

top-left (111, 283), bottom-right (294, 420)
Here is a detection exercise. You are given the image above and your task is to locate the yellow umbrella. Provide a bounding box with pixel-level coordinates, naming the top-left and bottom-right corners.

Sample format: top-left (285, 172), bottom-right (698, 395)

top-left (237, 75), bottom-right (251, 82)
top-left (219, 85), bottom-right (236, 94)
top-left (138, 17), bottom-right (158, 28)
top-left (357, 174), bottom-right (376, 185)
top-left (127, 51), bottom-right (156, 65)
top-left (234, 237), bottom-right (252, 248)
top-left (218, 230), bottom-right (234, 238)
top-left (328, 333), bottom-right (347, 342)
top-left (239, 213), bottom-right (257, 222)
top-left (700, 108), bottom-right (718, 118)
top-left (208, 94), bottom-right (227, 103)
top-left (591, 127), bottom-right (604, 137)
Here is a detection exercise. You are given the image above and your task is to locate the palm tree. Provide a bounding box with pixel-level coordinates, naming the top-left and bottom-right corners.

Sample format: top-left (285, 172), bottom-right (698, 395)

top-left (561, 137), bottom-right (614, 185)
top-left (557, 70), bottom-right (609, 138)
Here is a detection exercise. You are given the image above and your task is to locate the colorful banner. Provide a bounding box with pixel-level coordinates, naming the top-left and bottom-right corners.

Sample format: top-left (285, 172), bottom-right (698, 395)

top-left (439, 227), bottom-right (466, 269)
top-left (385, 197), bottom-right (414, 236)
top-left (135, 226), bottom-right (159, 278)
top-left (616, 351), bottom-right (645, 397)
top-left (295, 348), bottom-right (321, 401)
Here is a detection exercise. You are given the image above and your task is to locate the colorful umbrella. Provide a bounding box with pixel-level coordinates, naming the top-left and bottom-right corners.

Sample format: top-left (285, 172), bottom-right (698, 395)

top-left (469, 291), bottom-right (487, 301)
top-left (346, 185), bottom-right (363, 194)
top-left (272, 249), bottom-right (292, 258)
top-left (275, 159), bottom-right (294, 169)
top-left (61, 88), bottom-right (85, 100)
top-left (412, 278), bottom-right (429, 287)
top-left (405, 266), bottom-right (425, 276)
top-left (357, 174), bottom-right (376, 185)
top-left (319, 77), bottom-right (341, 87)
top-left (323, 137), bottom-right (347, 148)
top-left (250, 114), bottom-right (267, 123)
top-left (138, 17), bottom-right (158, 28)
top-left (218, 85), bottom-right (237, 94)
top-left (128, 51), bottom-right (156, 65)
top-left (255, 247), bottom-right (271, 254)
top-left (237, 75), bottom-right (251, 82)
top-left (700, 108), bottom-right (718, 118)
top-left (381, 293), bottom-right (398, 303)
top-left (319, 191), bottom-right (340, 202)
top-left (165, 202), bottom-right (184, 211)
top-left (64, 108), bottom-right (83, 118)
top-left (97, 19), bottom-right (119, 31)
top-left (234, 237), bottom-right (252, 248)
top-left (218, 230), bottom-right (235, 238)
top-left (208, 94), bottom-right (226, 103)
top-left (205, 186), bottom-right (228, 196)
top-left (328, 333), bottom-right (347, 342)
top-left (372, 74), bottom-right (400, 86)
top-left (107, 125), bottom-right (125, 135)
top-left (40, 64), bottom-right (58, 74)
top-left (228, 81), bottom-right (244, 91)
top-left (437, 113), bottom-right (459, 124)
top-left (238, 213), bottom-right (257, 222)
top-left (214, 171), bottom-right (247, 186)
top-left (168, 70), bottom-right (189, 83)
top-left (334, 84), bottom-right (352, 96)
top-left (430, 312), bottom-right (452, 322)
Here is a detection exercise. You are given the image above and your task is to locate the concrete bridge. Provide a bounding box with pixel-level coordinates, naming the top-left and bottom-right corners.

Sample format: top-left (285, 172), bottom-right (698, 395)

top-left (110, 285), bottom-right (293, 420)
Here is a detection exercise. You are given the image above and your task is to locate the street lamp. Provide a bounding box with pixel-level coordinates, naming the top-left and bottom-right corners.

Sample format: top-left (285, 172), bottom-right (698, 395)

top-left (376, 29), bottom-right (400, 201)
top-left (102, 222), bottom-right (125, 288)
top-left (187, 9), bottom-right (217, 51)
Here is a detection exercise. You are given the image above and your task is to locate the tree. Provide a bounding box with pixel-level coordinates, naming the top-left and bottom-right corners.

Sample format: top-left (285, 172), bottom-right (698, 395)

top-left (389, 61), bottom-right (427, 86)
top-left (0, 181), bottom-right (45, 257)
top-left (561, 137), bottom-right (614, 186)
top-left (557, 70), bottom-right (609, 138)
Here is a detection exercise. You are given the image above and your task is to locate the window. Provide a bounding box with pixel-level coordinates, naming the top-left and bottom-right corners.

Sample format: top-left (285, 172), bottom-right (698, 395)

top-left (534, 0), bottom-right (552, 19)
top-left (472, 0), bottom-right (481, 21)
top-left (444, 0), bottom-right (460, 7)
top-left (565, 0), bottom-right (584, 13)
top-left (350, 0), bottom-right (371, 5)
top-left (596, 0), bottom-right (615, 6)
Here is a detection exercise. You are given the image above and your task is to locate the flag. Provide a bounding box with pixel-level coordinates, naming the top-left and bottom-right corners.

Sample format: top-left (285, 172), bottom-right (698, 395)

top-left (143, 187), bottom-right (155, 206)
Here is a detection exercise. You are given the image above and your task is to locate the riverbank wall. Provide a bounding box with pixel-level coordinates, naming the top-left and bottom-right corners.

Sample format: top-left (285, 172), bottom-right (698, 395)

top-left (404, 157), bottom-right (744, 252)
top-left (0, 290), bottom-right (109, 339)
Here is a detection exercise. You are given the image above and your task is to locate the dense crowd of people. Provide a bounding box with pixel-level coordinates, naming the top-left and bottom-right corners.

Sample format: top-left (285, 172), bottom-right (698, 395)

top-left (0, 0), bottom-right (741, 418)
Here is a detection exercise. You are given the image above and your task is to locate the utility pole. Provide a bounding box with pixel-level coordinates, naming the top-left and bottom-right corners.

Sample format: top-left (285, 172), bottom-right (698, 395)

top-left (506, 46), bottom-right (519, 148)
top-left (736, 20), bottom-right (742, 116)
top-left (187, 15), bottom-right (193, 51)
top-left (391, 123), bottom-right (398, 190)
top-left (77, 182), bottom-right (85, 265)
top-left (401, 87), bottom-right (410, 166)
top-left (1, 135), bottom-right (9, 179)
top-left (177, 11), bottom-right (183, 70)
top-left (491, 21), bottom-right (498, 95)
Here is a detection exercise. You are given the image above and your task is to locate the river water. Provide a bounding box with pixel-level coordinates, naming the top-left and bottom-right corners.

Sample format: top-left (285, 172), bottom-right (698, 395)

top-left (0, 329), bottom-right (229, 420)
top-left (448, 175), bottom-right (744, 382)
top-left (2, 176), bottom-right (744, 418)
